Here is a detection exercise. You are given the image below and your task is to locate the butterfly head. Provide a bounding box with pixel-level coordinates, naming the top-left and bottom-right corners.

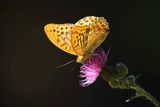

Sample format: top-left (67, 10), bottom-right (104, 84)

top-left (76, 54), bottom-right (92, 63)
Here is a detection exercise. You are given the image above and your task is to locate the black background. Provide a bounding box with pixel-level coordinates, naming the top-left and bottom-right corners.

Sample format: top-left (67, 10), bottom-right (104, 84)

top-left (1, 0), bottom-right (160, 107)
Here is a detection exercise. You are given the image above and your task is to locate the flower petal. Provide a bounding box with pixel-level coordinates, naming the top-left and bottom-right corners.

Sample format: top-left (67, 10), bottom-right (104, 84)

top-left (79, 48), bottom-right (110, 87)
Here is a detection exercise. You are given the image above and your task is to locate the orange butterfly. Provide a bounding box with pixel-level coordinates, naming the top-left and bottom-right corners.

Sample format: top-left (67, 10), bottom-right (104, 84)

top-left (44, 16), bottom-right (109, 63)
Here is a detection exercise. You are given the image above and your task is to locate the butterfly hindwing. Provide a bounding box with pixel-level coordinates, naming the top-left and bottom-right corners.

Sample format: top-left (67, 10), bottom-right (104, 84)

top-left (75, 16), bottom-right (109, 54)
top-left (44, 23), bottom-right (77, 55)
top-left (71, 26), bottom-right (90, 55)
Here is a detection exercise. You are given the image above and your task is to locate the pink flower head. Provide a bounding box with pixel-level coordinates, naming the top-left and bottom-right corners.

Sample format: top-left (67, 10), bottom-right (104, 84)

top-left (79, 48), bottom-right (110, 87)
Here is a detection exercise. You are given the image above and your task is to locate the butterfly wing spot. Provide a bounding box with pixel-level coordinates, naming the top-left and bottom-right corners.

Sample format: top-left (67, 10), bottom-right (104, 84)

top-left (64, 45), bottom-right (70, 50)
top-left (61, 32), bottom-right (64, 35)
top-left (58, 35), bottom-right (64, 43)
top-left (65, 26), bottom-right (68, 30)
top-left (53, 29), bottom-right (56, 32)
top-left (65, 31), bottom-right (68, 35)
top-left (78, 39), bottom-right (82, 47)
top-left (56, 30), bottom-right (59, 33)
top-left (60, 27), bottom-right (64, 30)
top-left (70, 26), bottom-right (73, 29)
top-left (85, 20), bottom-right (89, 22)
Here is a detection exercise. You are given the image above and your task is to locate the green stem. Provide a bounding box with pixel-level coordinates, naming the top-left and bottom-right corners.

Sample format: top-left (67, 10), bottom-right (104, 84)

top-left (100, 63), bottom-right (160, 107)
top-left (130, 84), bottom-right (160, 107)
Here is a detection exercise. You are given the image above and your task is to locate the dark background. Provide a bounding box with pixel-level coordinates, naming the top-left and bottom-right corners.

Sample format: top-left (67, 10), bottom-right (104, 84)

top-left (1, 0), bottom-right (160, 107)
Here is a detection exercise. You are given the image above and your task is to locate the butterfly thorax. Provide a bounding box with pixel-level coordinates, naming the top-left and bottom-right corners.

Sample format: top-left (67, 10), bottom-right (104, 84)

top-left (76, 52), bottom-right (93, 63)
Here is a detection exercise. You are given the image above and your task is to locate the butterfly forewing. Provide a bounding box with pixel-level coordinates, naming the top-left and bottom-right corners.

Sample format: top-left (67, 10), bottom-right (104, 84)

top-left (44, 23), bottom-right (77, 55)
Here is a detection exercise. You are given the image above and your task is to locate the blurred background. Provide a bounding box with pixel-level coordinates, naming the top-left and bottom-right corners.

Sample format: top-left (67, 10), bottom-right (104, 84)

top-left (1, 0), bottom-right (160, 107)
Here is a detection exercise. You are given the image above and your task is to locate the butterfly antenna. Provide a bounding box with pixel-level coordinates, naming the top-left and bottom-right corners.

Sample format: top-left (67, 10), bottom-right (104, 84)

top-left (56, 59), bottom-right (76, 68)
top-left (72, 62), bottom-right (77, 71)
top-left (106, 46), bottom-right (111, 57)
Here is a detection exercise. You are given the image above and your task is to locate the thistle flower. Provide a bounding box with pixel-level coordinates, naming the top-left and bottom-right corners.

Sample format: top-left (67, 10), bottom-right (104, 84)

top-left (79, 48), bottom-right (110, 87)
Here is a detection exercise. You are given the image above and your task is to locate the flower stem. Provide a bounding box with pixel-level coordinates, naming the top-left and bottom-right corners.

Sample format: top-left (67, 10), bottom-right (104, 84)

top-left (130, 84), bottom-right (160, 107)
top-left (100, 63), bottom-right (160, 107)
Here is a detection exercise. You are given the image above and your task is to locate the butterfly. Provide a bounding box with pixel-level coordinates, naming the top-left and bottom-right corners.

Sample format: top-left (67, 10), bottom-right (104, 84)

top-left (44, 16), bottom-right (110, 63)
